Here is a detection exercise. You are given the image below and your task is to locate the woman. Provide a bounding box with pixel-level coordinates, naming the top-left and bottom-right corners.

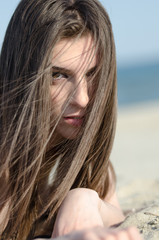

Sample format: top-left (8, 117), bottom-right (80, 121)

top-left (0, 0), bottom-right (142, 239)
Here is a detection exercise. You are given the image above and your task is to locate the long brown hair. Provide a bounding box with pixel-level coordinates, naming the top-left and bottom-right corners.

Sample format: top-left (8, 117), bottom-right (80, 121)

top-left (0, 0), bottom-right (117, 239)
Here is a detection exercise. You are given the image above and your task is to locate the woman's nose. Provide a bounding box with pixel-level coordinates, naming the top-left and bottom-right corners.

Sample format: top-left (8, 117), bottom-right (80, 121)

top-left (71, 78), bottom-right (89, 108)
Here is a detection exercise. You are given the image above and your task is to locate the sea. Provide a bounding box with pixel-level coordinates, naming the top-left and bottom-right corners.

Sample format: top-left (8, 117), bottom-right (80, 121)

top-left (117, 60), bottom-right (159, 107)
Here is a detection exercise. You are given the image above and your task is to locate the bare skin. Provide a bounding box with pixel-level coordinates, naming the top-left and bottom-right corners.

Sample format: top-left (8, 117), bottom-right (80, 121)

top-left (34, 189), bottom-right (143, 240)
top-left (0, 36), bottom-right (143, 240)
top-left (52, 188), bottom-right (124, 237)
top-left (36, 226), bottom-right (142, 240)
top-left (47, 35), bottom-right (143, 240)
top-left (50, 35), bottom-right (96, 140)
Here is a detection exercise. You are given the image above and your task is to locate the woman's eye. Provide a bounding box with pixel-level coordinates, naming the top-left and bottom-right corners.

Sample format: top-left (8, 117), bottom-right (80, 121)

top-left (86, 70), bottom-right (95, 78)
top-left (52, 72), bottom-right (68, 80)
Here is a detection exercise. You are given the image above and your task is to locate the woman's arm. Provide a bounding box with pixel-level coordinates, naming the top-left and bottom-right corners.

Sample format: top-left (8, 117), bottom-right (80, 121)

top-left (98, 162), bottom-right (125, 227)
top-left (52, 188), bottom-right (104, 238)
top-left (100, 191), bottom-right (125, 227)
top-left (52, 188), bottom-right (126, 237)
top-left (36, 226), bottom-right (143, 240)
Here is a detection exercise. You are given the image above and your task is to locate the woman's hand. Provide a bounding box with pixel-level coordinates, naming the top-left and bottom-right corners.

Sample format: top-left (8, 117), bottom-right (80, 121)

top-left (36, 226), bottom-right (143, 240)
top-left (65, 226), bottom-right (143, 240)
top-left (52, 188), bottom-right (104, 237)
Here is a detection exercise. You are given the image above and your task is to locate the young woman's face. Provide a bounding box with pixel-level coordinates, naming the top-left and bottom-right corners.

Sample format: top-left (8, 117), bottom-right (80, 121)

top-left (50, 34), bottom-right (97, 140)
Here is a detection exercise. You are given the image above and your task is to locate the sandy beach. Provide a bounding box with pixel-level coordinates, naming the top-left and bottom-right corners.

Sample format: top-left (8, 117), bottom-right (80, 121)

top-left (110, 100), bottom-right (159, 239)
top-left (111, 100), bottom-right (159, 184)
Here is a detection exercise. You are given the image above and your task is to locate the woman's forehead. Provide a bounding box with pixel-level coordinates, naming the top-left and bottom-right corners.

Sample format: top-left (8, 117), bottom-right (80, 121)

top-left (51, 34), bottom-right (97, 74)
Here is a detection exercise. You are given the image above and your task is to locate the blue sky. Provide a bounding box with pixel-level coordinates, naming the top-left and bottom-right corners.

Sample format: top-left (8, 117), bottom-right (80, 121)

top-left (100, 0), bottom-right (159, 65)
top-left (0, 0), bottom-right (159, 66)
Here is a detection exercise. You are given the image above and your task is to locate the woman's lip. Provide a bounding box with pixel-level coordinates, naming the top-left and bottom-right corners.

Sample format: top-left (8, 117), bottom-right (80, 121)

top-left (63, 116), bottom-right (84, 127)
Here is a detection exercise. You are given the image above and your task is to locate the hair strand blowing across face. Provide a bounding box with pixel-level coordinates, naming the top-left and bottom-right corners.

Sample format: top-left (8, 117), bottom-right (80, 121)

top-left (0, 0), bottom-right (117, 239)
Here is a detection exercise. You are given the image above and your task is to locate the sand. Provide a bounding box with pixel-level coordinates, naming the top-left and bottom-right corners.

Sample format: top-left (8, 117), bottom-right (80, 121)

top-left (110, 101), bottom-right (159, 239)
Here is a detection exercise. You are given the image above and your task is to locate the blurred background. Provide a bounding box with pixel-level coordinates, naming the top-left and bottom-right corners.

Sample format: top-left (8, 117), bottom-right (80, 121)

top-left (0, 0), bottom-right (159, 184)
top-left (99, 0), bottom-right (159, 185)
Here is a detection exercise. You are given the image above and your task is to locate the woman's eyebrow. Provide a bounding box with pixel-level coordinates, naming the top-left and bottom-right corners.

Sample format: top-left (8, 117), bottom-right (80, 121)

top-left (52, 66), bottom-right (73, 75)
top-left (52, 65), bottom-right (97, 76)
